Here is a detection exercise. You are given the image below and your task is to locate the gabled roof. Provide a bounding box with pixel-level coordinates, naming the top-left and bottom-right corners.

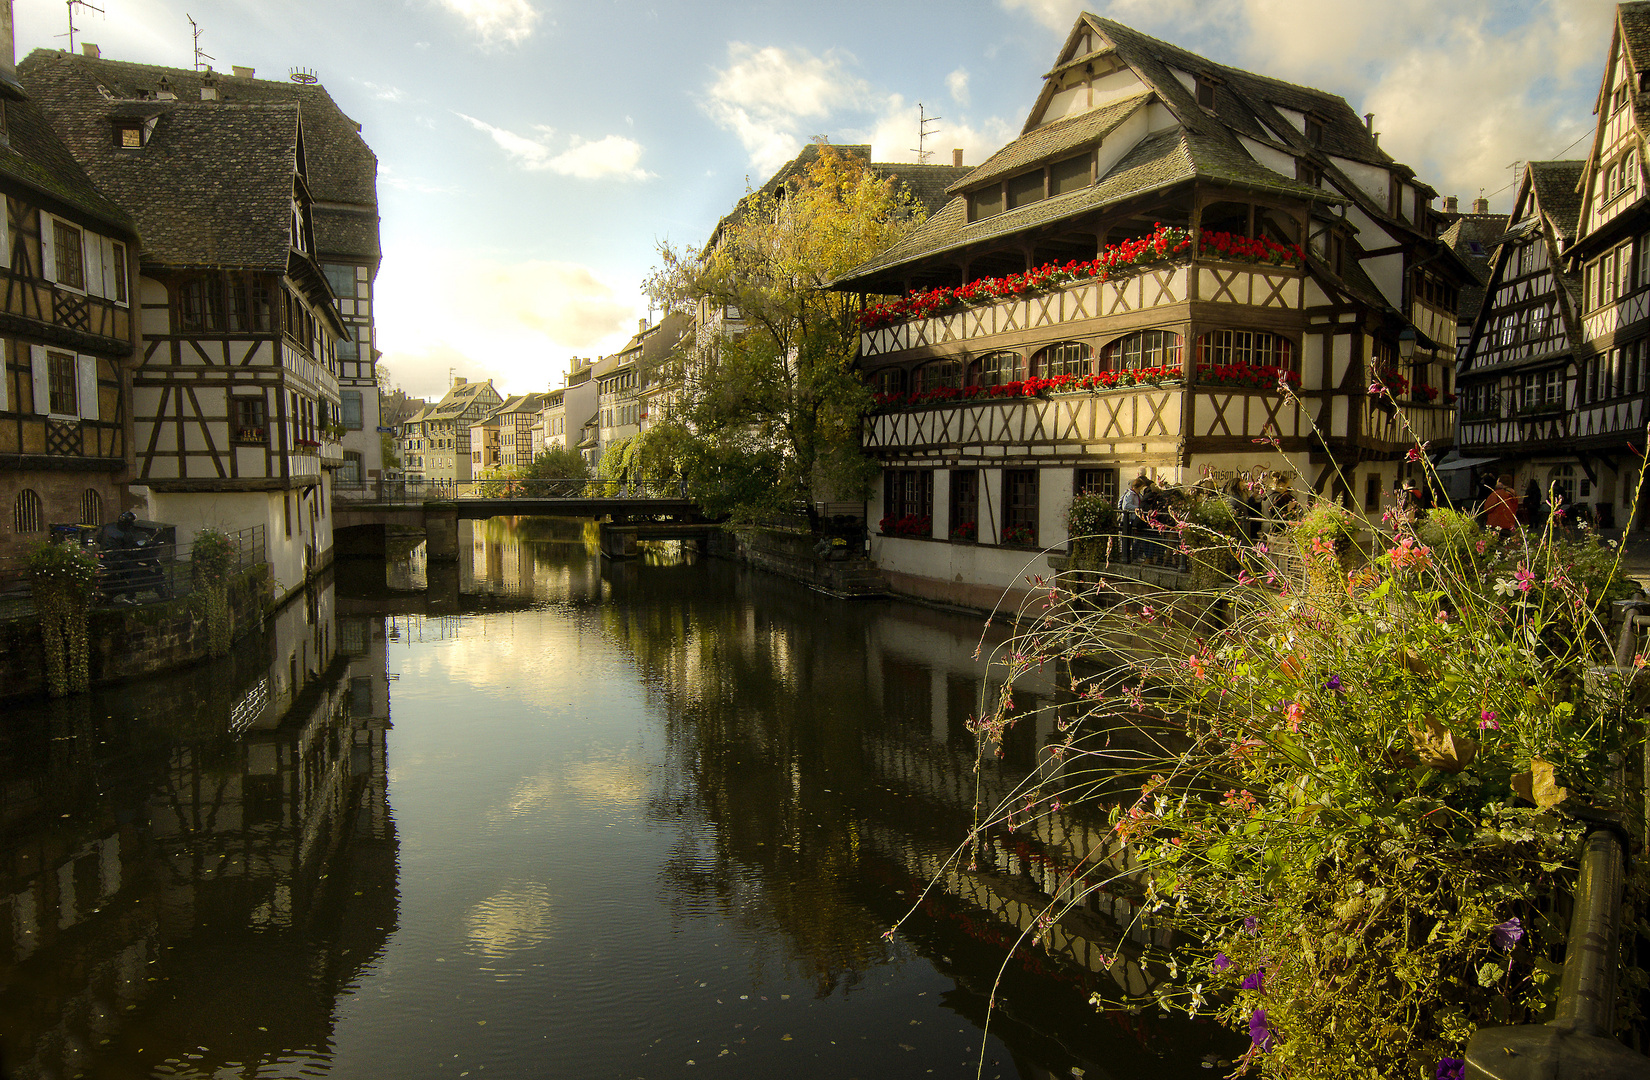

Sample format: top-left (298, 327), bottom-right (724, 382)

top-left (19, 49), bottom-right (378, 265)
top-left (1526, 160), bottom-right (1585, 244)
top-left (431, 380), bottom-right (500, 416)
top-left (495, 393), bottom-right (545, 416)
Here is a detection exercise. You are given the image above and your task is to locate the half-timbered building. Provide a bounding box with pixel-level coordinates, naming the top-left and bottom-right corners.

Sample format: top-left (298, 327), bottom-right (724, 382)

top-left (418, 377), bottom-right (501, 485)
top-left (21, 50), bottom-right (384, 487)
top-left (1559, 2), bottom-right (1650, 529)
top-left (532, 387), bottom-right (566, 455)
top-left (1457, 162), bottom-right (1587, 512)
top-left (0, 26), bottom-right (140, 560)
top-left (22, 51), bottom-right (351, 598)
top-left (831, 14), bottom-right (1472, 608)
top-left (490, 392), bottom-right (543, 470)
top-left (400, 403), bottom-right (431, 482)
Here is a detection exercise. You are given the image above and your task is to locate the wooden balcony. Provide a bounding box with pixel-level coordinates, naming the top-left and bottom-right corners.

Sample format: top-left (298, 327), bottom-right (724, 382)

top-left (859, 258), bottom-right (1303, 360)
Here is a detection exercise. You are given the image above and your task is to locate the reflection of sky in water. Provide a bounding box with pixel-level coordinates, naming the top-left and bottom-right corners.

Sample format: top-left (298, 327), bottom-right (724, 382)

top-left (464, 882), bottom-right (557, 959)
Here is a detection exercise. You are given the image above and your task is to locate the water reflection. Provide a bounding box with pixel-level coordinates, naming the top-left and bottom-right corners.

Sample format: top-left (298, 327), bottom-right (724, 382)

top-left (0, 520), bottom-right (1230, 1080)
top-left (0, 576), bottom-right (397, 1079)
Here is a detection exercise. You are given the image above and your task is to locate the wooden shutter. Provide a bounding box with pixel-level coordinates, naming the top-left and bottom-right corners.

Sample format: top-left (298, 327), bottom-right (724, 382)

top-left (38, 212), bottom-right (55, 284)
top-left (83, 233), bottom-right (104, 298)
top-left (103, 238), bottom-right (124, 302)
top-left (29, 344), bottom-right (49, 414)
top-left (0, 340), bottom-right (8, 413)
top-left (76, 355), bottom-right (98, 420)
top-left (0, 200), bottom-right (9, 272)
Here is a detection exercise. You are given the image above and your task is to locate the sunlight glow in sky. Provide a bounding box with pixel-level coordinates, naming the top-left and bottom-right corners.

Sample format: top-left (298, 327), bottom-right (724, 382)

top-left (15, 0), bottom-right (1619, 399)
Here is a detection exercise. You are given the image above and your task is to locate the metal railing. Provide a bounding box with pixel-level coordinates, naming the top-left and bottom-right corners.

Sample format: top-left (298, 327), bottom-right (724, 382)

top-left (332, 478), bottom-right (691, 505)
top-left (0, 525), bottom-right (266, 618)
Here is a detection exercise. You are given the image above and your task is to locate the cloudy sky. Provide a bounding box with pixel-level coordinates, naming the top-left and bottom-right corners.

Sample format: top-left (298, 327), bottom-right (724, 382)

top-left (14, 0), bottom-right (1620, 400)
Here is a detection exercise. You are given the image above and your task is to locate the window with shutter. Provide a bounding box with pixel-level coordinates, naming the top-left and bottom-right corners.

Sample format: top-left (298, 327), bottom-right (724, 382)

top-left (51, 219), bottom-right (84, 291)
top-left (0, 341), bottom-right (8, 413)
top-left (38, 212), bottom-right (55, 284)
top-left (29, 345), bottom-right (50, 415)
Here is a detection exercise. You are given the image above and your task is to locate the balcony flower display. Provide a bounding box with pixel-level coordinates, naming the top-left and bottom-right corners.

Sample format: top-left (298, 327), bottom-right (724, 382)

top-left (1195, 364), bottom-right (1300, 391)
top-left (950, 520), bottom-right (977, 542)
top-left (871, 366), bottom-right (1186, 411)
top-left (858, 224), bottom-right (1304, 330)
top-left (878, 513), bottom-right (931, 537)
top-left (1370, 366), bottom-right (1410, 396)
top-left (1415, 383), bottom-right (1440, 403)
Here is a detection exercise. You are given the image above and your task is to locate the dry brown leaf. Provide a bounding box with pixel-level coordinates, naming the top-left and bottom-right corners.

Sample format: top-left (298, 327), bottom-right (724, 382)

top-left (1410, 715), bottom-right (1477, 773)
top-left (1511, 757), bottom-right (1568, 809)
top-left (1401, 651), bottom-right (1436, 678)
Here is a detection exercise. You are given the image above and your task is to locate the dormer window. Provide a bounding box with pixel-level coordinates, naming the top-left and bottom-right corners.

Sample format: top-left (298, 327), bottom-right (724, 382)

top-left (113, 121), bottom-right (142, 148)
top-left (1304, 115), bottom-right (1324, 146)
top-left (1195, 77), bottom-right (1217, 109)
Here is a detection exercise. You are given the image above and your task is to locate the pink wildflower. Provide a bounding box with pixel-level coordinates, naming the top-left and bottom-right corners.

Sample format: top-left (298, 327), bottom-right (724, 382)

top-left (1285, 702), bottom-right (1306, 732)
top-left (1514, 565), bottom-right (1536, 593)
top-left (1479, 711), bottom-right (1499, 730)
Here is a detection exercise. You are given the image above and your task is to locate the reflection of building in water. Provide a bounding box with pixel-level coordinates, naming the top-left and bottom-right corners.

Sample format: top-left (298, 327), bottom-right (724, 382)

top-left (594, 560), bottom-right (1189, 1063)
top-left (0, 599), bottom-right (398, 1079)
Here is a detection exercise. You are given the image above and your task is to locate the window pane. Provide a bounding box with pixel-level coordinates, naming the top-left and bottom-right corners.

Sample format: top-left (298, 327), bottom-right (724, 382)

top-left (342, 390), bottom-right (363, 429)
top-left (1049, 155), bottom-right (1089, 197)
top-left (971, 186), bottom-right (1003, 220)
top-left (47, 350), bottom-right (77, 414)
top-left (53, 221), bottom-right (84, 290)
top-left (1006, 171), bottom-right (1044, 210)
top-left (322, 263), bottom-right (356, 298)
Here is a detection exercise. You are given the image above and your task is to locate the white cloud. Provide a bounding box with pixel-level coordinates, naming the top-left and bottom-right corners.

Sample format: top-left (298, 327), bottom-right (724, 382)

top-left (996, 0), bottom-right (1618, 211)
top-left (434, 0), bottom-right (541, 47)
top-left (704, 43), bottom-right (872, 175)
top-left (946, 67), bottom-right (971, 106)
top-left (376, 244), bottom-right (640, 399)
top-left (456, 113), bottom-right (653, 180)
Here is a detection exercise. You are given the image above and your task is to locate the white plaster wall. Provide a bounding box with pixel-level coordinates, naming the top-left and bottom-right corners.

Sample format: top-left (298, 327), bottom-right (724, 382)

top-left (871, 534), bottom-right (1054, 597)
top-left (1238, 136), bottom-right (1296, 179)
top-left (1096, 108), bottom-right (1150, 182)
top-left (145, 482), bottom-right (330, 603)
top-left (138, 276), bottom-right (169, 336)
top-left (1040, 466), bottom-right (1075, 550)
top-left (1331, 157), bottom-right (1390, 203)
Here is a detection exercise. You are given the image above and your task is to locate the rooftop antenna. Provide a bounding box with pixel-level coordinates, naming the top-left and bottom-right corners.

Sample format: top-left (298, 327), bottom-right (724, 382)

top-left (186, 14), bottom-right (214, 71)
top-left (911, 102), bottom-right (941, 164)
top-left (58, 0), bottom-right (104, 54)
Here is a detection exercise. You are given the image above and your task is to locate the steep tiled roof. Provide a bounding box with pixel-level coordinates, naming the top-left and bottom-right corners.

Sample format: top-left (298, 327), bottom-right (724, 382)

top-left (0, 93), bottom-right (131, 233)
top-left (836, 128), bottom-right (1333, 289)
top-left (1437, 213), bottom-right (1509, 321)
top-left (19, 49), bottom-right (378, 263)
top-left (945, 92), bottom-right (1150, 194)
top-left (432, 381), bottom-right (498, 416)
top-left (1527, 159), bottom-right (1585, 244)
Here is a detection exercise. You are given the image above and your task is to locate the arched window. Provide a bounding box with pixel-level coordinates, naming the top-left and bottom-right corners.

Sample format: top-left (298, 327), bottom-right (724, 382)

top-left (972, 351), bottom-right (1026, 387)
top-left (80, 489), bottom-right (102, 526)
top-left (13, 489), bottom-right (42, 533)
top-left (916, 360), bottom-right (963, 392)
top-left (1033, 341), bottom-right (1093, 379)
top-left (1197, 330), bottom-right (1295, 369)
top-left (1099, 331), bottom-right (1183, 371)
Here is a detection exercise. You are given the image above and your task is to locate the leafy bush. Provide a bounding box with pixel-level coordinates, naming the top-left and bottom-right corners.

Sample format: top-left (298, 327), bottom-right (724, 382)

top-left (939, 472), bottom-right (1645, 1078)
top-left (28, 541), bottom-right (98, 696)
top-left (1066, 492), bottom-right (1118, 567)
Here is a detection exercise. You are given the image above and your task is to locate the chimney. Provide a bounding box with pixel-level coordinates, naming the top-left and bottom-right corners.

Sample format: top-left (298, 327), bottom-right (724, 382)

top-left (0, 0), bottom-right (21, 102)
top-left (638, 317), bottom-right (649, 333)
top-left (1443, 195), bottom-right (1458, 214)
top-left (81, 42), bottom-right (99, 59)
top-left (232, 65), bottom-right (254, 79)
top-left (1365, 113), bottom-right (1374, 133)
top-left (952, 148), bottom-right (964, 167)
top-left (453, 376), bottom-right (467, 386)
top-left (1472, 196), bottom-right (1490, 215)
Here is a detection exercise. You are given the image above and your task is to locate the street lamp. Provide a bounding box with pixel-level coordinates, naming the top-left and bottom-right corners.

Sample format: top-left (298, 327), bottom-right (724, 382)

top-left (1398, 327), bottom-right (1417, 361)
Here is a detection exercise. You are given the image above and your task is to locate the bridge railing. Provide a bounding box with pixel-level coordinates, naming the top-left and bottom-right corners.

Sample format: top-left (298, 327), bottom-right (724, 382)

top-left (332, 478), bottom-right (690, 505)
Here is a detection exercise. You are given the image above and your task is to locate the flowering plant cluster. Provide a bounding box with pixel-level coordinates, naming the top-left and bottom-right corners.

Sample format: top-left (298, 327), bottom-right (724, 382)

top-left (1195, 363), bottom-right (1300, 391)
top-left (913, 395), bottom-right (1650, 1079)
top-left (1370, 365), bottom-right (1411, 396)
top-left (878, 513), bottom-right (930, 537)
top-left (871, 367), bottom-right (1185, 410)
top-left (1000, 523), bottom-right (1036, 546)
top-left (1415, 382), bottom-right (1441, 403)
top-left (1197, 230), bottom-right (1304, 265)
top-left (950, 520), bottom-right (977, 542)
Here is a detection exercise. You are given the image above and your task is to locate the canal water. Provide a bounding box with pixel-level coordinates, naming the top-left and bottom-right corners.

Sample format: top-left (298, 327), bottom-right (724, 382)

top-left (0, 518), bottom-right (1231, 1079)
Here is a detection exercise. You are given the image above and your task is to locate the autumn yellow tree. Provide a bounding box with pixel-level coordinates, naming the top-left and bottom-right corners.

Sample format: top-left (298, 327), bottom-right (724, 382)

top-left (642, 144), bottom-right (925, 521)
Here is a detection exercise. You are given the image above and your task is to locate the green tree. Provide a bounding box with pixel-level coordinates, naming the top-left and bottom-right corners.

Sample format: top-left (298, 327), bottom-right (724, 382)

top-left (520, 447), bottom-right (590, 480)
top-left (645, 143), bottom-right (924, 522)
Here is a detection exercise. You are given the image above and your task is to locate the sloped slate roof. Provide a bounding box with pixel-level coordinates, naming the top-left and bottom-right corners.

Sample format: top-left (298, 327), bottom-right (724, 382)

top-left (19, 49), bottom-right (378, 263)
top-left (0, 93), bottom-right (131, 232)
top-left (432, 381), bottom-right (498, 416)
top-left (1088, 16), bottom-right (1394, 173)
top-left (945, 92), bottom-right (1150, 194)
top-left (1527, 159), bottom-right (1585, 243)
top-left (1437, 213), bottom-right (1508, 321)
top-left (836, 128), bottom-right (1332, 289)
